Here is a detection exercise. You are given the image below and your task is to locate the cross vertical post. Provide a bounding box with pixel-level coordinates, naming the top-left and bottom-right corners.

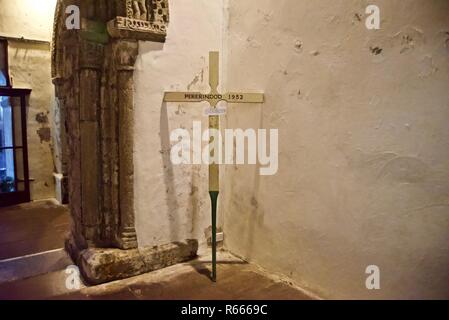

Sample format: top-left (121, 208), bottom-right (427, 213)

top-left (164, 52), bottom-right (264, 282)
top-left (208, 52), bottom-right (220, 282)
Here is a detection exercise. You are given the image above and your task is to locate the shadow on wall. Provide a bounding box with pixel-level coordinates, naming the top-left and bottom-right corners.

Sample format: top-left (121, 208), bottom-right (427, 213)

top-left (189, 166), bottom-right (200, 240)
top-left (159, 102), bottom-right (203, 245)
top-left (222, 105), bottom-right (265, 260)
top-left (160, 101), bottom-right (180, 242)
top-left (137, 41), bottom-right (185, 243)
top-left (243, 108), bottom-right (265, 260)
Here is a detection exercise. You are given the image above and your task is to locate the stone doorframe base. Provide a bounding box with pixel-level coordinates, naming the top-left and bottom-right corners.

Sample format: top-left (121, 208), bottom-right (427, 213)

top-left (66, 237), bottom-right (198, 285)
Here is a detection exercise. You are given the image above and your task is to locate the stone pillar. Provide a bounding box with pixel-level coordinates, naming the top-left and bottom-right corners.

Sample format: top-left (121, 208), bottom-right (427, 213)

top-left (79, 39), bottom-right (103, 245)
top-left (114, 40), bottom-right (138, 249)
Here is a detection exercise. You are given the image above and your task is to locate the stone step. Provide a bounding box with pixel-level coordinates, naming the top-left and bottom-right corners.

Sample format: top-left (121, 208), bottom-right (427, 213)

top-left (0, 248), bottom-right (73, 284)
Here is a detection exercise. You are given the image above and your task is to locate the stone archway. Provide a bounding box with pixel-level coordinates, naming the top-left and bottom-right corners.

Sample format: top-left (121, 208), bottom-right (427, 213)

top-left (52, 0), bottom-right (197, 284)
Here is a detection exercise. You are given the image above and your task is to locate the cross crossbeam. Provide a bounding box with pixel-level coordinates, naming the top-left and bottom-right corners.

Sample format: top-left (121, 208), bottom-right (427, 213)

top-left (164, 52), bottom-right (264, 107)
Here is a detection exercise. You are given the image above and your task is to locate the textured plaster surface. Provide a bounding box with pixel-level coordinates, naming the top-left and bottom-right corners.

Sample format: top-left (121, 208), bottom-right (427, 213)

top-left (134, 0), bottom-right (224, 248)
top-left (222, 0), bottom-right (449, 299)
top-left (0, 2), bottom-right (56, 200)
top-left (0, 0), bottom-right (57, 41)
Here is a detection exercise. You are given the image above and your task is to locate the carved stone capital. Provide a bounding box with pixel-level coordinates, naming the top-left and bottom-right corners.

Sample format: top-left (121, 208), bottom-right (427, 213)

top-left (113, 40), bottom-right (139, 71)
top-left (107, 16), bottom-right (166, 42)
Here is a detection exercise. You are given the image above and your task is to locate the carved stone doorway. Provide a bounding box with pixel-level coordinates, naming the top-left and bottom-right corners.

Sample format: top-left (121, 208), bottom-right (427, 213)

top-left (52, 0), bottom-right (197, 284)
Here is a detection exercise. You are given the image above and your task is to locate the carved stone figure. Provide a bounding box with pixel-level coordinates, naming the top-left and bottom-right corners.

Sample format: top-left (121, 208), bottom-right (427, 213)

top-left (109, 0), bottom-right (169, 41)
top-left (131, 0), bottom-right (148, 20)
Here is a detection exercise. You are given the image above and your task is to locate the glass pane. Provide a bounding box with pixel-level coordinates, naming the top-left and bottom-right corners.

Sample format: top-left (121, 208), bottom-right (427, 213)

top-left (0, 149), bottom-right (16, 193)
top-left (0, 95), bottom-right (14, 148)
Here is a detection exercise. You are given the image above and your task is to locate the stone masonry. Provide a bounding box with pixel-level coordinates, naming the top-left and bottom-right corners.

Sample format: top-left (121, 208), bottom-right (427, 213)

top-left (52, 0), bottom-right (198, 284)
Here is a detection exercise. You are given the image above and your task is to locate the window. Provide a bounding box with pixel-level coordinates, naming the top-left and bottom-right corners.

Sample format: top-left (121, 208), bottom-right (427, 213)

top-left (0, 39), bottom-right (31, 206)
top-left (0, 90), bottom-right (31, 206)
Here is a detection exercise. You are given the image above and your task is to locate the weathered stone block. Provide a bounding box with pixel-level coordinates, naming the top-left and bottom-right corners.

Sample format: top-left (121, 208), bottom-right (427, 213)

top-left (67, 238), bottom-right (198, 285)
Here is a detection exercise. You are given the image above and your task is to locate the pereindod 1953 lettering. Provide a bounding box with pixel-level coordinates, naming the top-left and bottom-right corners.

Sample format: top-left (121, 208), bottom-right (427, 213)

top-left (181, 304), bottom-right (268, 317)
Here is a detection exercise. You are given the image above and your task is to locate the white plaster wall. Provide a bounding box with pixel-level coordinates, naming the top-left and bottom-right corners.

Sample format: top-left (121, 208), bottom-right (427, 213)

top-left (222, 0), bottom-right (449, 299)
top-left (0, 0), bottom-right (56, 200)
top-left (134, 0), bottom-right (224, 248)
top-left (0, 0), bottom-right (57, 41)
top-left (8, 41), bottom-right (56, 200)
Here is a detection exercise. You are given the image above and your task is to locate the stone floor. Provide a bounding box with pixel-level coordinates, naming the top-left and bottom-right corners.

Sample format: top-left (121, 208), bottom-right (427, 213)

top-left (0, 200), bottom-right (315, 300)
top-left (0, 251), bottom-right (315, 300)
top-left (0, 199), bottom-right (70, 260)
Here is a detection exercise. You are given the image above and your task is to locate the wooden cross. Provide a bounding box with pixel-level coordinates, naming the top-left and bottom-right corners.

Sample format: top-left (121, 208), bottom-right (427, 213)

top-left (163, 52), bottom-right (264, 282)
